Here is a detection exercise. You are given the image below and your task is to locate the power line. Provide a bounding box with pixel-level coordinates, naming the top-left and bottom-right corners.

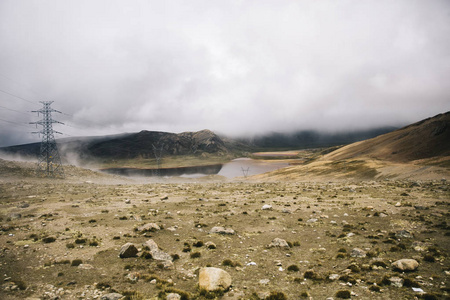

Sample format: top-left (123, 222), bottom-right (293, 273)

top-left (0, 88), bottom-right (39, 106)
top-left (0, 104), bottom-right (34, 116)
top-left (0, 117), bottom-right (31, 128)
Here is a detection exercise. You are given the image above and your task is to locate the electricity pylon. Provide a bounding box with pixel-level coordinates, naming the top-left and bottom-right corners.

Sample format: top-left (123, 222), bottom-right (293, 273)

top-left (30, 101), bottom-right (64, 178)
top-left (152, 144), bottom-right (164, 176)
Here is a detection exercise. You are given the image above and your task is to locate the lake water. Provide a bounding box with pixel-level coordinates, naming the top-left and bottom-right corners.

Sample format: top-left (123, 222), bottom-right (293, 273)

top-left (102, 158), bottom-right (289, 179)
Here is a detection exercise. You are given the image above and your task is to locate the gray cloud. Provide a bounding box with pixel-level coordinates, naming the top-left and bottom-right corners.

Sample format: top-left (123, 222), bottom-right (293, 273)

top-left (1, 0), bottom-right (449, 147)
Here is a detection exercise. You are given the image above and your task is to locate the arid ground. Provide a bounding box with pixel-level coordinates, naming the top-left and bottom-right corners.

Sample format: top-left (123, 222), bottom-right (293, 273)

top-left (0, 157), bottom-right (449, 300)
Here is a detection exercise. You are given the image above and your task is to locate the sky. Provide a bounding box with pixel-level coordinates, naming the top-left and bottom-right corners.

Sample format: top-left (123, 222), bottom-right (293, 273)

top-left (0, 0), bottom-right (449, 147)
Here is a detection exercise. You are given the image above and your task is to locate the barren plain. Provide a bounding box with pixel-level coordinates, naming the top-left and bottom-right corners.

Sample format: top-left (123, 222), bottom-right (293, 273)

top-left (0, 158), bottom-right (449, 300)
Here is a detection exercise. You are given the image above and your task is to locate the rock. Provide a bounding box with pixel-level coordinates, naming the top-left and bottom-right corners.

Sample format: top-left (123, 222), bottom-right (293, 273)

top-left (119, 243), bottom-right (138, 258)
top-left (268, 238), bottom-right (290, 248)
top-left (307, 218), bottom-right (318, 223)
top-left (158, 260), bottom-right (174, 270)
top-left (143, 239), bottom-right (173, 261)
top-left (78, 264), bottom-right (94, 270)
top-left (101, 293), bottom-right (124, 300)
top-left (18, 202), bottom-right (30, 208)
top-left (9, 213), bottom-right (22, 220)
top-left (199, 267), bottom-right (232, 291)
top-left (136, 223), bottom-right (160, 233)
top-left (396, 230), bottom-right (413, 239)
top-left (350, 248), bottom-right (366, 258)
top-left (392, 259), bottom-right (419, 271)
top-left (166, 293), bottom-right (181, 300)
top-left (160, 195), bottom-right (169, 200)
top-left (205, 241), bottom-right (217, 249)
top-left (126, 272), bottom-right (140, 282)
top-left (209, 226), bottom-right (235, 235)
top-left (259, 279), bottom-right (270, 285)
top-left (326, 274), bottom-right (338, 281)
top-left (389, 276), bottom-right (404, 287)
top-left (261, 204), bottom-right (272, 210)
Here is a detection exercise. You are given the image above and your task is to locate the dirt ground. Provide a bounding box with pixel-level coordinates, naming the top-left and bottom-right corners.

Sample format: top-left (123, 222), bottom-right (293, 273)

top-left (0, 159), bottom-right (449, 299)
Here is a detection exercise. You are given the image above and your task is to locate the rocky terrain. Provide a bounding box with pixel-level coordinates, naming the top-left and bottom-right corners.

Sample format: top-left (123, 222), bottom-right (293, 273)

top-left (0, 113), bottom-right (449, 299)
top-left (0, 157), bottom-right (449, 300)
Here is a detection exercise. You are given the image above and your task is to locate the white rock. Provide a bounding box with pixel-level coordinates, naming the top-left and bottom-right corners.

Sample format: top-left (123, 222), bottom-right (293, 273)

top-left (199, 267), bottom-right (232, 291)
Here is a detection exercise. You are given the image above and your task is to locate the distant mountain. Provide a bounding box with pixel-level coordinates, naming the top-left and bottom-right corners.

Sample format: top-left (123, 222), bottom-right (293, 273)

top-left (0, 126), bottom-right (400, 162)
top-left (0, 129), bottom-right (252, 161)
top-left (323, 112), bottom-right (450, 162)
top-left (239, 127), bottom-right (397, 149)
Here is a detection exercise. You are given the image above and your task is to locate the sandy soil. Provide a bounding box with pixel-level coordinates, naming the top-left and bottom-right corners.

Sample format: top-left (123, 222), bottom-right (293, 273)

top-left (0, 159), bottom-right (449, 300)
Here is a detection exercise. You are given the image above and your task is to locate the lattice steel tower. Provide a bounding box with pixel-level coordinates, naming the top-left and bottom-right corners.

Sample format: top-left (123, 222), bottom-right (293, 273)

top-left (30, 101), bottom-right (65, 178)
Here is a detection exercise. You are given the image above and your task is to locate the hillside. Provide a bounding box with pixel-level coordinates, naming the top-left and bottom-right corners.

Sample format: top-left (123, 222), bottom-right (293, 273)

top-left (254, 112), bottom-right (450, 181)
top-left (323, 112), bottom-right (450, 163)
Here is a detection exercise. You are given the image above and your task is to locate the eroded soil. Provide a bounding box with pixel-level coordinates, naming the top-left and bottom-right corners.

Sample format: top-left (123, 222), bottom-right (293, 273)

top-left (1, 175), bottom-right (449, 299)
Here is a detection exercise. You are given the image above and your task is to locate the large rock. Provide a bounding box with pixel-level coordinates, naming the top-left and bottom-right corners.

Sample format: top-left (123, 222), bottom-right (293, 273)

top-left (392, 259), bottom-right (419, 271)
top-left (119, 243), bottom-right (138, 258)
top-left (209, 226), bottom-right (235, 235)
top-left (143, 239), bottom-right (173, 261)
top-left (199, 267), bottom-right (232, 291)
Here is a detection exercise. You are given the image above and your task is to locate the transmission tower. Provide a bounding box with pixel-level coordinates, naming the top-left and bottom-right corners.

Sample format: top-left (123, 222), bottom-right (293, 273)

top-left (241, 167), bottom-right (250, 178)
top-left (152, 144), bottom-right (164, 176)
top-left (30, 101), bottom-right (65, 178)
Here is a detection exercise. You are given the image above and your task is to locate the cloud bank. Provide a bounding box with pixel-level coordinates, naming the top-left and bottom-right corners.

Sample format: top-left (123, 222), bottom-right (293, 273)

top-left (0, 0), bottom-right (449, 146)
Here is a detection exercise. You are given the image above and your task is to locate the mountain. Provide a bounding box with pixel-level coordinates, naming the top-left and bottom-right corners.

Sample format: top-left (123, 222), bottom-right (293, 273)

top-left (0, 129), bottom-right (252, 163)
top-left (323, 112), bottom-right (450, 163)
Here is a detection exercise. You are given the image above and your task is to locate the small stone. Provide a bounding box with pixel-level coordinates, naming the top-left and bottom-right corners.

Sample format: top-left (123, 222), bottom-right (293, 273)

top-left (395, 230), bottom-right (413, 239)
top-left (329, 274), bottom-right (340, 281)
top-left (307, 218), bottom-right (318, 223)
top-left (119, 243), bottom-right (138, 258)
top-left (124, 199), bottom-right (131, 204)
top-left (199, 267), bottom-right (232, 291)
top-left (101, 293), bottom-right (124, 300)
top-left (166, 293), bottom-right (181, 300)
top-left (78, 264), bottom-right (94, 270)
top-left (389, 276), bottom-right (404, 287)
top-left (136, 223), bottom-right (160, 233)
top-left (160, 195), bottom-right (169, 200)
top-left (205, 241), bottom-right (217, 249)
top-left (395, 202), bottom-right (401, 207)
top-left (350, 248), bottom-right (366, 258)
top-left (209, 226), bottom-right (235, 235)
top-left (267, 238), bottom-right (290, 248)
top-left (392, 259), bottom-right (419, 271)
top-left (261, 204), bottom-right (272, 210)
top-left (259, 279), bottom-right (270, 285)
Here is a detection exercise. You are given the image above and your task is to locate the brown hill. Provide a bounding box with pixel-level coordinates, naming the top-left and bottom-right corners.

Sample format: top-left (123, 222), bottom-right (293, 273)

top-left (323, 112), bottom-right (450, 163)
top-left (253, 112), bottom-right (450, 181)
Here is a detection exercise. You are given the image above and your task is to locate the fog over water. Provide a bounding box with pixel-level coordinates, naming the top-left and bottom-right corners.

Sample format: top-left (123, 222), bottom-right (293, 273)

top-left (1, 1), bottom-right (449, 147)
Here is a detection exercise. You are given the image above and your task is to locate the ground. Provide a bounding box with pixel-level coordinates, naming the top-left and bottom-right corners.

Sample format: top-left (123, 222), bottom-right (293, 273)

top-left (0, 163), bottom-right (449, 299)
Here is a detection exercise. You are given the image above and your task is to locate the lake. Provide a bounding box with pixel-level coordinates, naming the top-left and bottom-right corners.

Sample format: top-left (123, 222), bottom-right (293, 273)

top-left (101, 158), bottom-right (289, 179)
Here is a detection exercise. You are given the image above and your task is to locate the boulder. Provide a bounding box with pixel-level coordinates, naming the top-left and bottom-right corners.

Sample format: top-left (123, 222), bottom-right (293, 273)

top-left (143, 239), bottom-right (173, 261)
top-left (392, 259), bottom-right (419, 271)
top-left (119, 243), bottom-right (138, 258)
top-left (199, 267), bottom-right (232, 291)
top-left (209, 226), bottom-right (235, 235)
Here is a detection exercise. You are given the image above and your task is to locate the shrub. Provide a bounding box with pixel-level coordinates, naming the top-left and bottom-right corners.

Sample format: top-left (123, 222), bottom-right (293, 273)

top-left (71, 259), bottom-right (82, 267)
top-left (190, 252), bottom-right (201, 258)
top-left (335, 290), bottom-right (351, 299)
top-left (287, 265), bottom-right (300, 272)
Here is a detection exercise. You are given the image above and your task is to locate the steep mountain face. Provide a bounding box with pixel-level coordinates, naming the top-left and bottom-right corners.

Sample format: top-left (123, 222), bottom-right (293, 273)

top-left (86, 129), bottom-right (229, 159)
top-left (323, 112), bottom-right (450, 162)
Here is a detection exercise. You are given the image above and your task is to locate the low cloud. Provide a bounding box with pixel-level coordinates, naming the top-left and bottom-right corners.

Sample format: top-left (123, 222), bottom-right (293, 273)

top-left (1, 0), bottom-right (449, 146)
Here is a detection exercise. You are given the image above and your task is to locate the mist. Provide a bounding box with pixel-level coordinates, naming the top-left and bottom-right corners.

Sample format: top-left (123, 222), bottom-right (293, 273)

top-left (1, 0), bottom-right (450, 147)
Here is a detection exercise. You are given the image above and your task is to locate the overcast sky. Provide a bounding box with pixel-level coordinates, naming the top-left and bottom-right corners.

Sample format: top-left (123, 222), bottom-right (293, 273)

top-left (0, 0), bottom-right (449, 147)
